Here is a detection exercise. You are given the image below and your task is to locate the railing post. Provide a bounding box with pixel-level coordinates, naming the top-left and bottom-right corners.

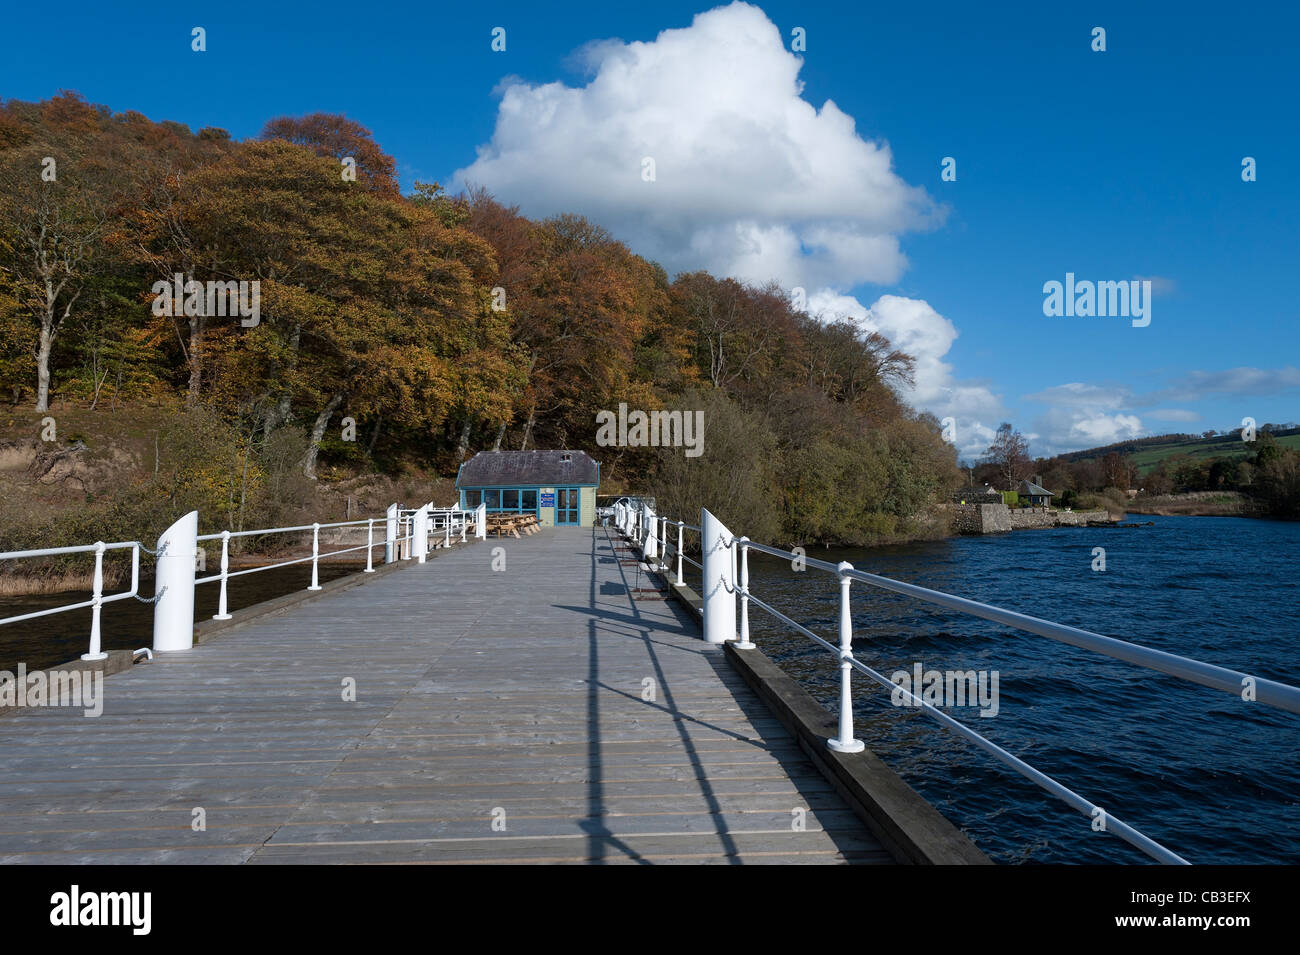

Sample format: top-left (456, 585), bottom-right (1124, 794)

top-left (81, 541), bottom-right (108, 661)
top-left (828, 561), bottom-right (865, 753)
top-left (365, 519), bottom-right (375, 573)
top-left (476, 502), bottom-right (487, 540)
top-left (675, 522), bottom-right (684, 586)
top-left (213, 530), bottom-right (232, 619)
top-left (445, 511), bottom-right (451, 548)
top-left (308, 523), bottom-right (322, 590)
top-left (385, 503), bottom-right (398, 564)
top-left (152, 510), bottom-right (197, 653)
top-left (459, 510), bottom-right (467, 543)
top-left (701, 508), bottom-right (737, 644)
top-left (735, 537), bottom-right (755, 649)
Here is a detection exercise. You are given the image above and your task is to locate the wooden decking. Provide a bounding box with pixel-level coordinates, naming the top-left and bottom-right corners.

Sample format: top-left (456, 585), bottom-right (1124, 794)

top-left (0, 527), bottom-right (889, 864)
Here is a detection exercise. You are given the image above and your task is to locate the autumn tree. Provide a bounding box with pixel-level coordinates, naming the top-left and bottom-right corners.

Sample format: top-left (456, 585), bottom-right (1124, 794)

top-left (0, 139), bottom-right (119, 410)
top-left (260, 113), bottom-right (399, 197)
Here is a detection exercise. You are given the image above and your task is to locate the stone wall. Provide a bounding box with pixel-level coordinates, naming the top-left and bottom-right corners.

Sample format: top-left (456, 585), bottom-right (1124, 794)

top-left (951, 503), bottom-right (1107, 534)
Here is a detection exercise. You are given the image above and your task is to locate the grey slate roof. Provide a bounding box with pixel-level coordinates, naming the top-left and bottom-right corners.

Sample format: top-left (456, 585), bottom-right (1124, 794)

top-left (1018, 479), bottom-right (1054, 497)
top-left (457, 450), bottom-right (600, 488)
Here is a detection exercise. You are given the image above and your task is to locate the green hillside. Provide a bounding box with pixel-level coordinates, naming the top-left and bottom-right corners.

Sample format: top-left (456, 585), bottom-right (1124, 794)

top-left (1128, 432), bottom-right (1300, 474)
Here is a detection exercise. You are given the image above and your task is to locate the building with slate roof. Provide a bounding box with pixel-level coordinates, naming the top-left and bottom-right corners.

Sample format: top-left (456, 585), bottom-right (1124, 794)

top-left (456, 450), bottom-right (600, 526)
top-left (1017, 479), bottom-right (1054, 507)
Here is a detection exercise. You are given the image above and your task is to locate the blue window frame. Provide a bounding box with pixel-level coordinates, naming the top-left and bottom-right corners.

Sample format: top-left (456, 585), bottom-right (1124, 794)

top-left (462, 487), bottom-right (543, 516)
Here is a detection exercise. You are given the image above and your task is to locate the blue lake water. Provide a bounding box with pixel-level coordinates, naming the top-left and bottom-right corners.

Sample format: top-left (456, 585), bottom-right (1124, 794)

top-left (740, 515), bottom-right (1300, 865)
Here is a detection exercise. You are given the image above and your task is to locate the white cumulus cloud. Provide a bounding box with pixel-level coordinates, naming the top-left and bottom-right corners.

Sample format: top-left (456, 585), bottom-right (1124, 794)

top-left (455, 1), bottom-right (939, 289)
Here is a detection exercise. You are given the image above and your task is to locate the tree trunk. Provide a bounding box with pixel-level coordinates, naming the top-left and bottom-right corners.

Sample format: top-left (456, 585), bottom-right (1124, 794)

top-left (186, 316), bottom-right (203, 408)
top-left (492, 422), bottom-right (506, 452)
top-left (184, 269), bottom-right (203, 409)
top-left (520, 404), bottom-right (536, 451)
top-left (366, 414), bottom-right (383, 454)
top-left (456, 418), bottom-right (473, 463)
top-left (34, 322), bottom-right (53, 412)
top-left (302, 392), bottom-right (344, 480)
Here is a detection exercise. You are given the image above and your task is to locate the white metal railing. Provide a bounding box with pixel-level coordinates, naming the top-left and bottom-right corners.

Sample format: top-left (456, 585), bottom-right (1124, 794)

top-left (0, 541), bottom-right (146, 661)
top-left (621, 506), bottom-right (1300, 866)
top-left (198, 503), bottom-right (482, 619)
top-left (2, 500), bottom-right (489, 663)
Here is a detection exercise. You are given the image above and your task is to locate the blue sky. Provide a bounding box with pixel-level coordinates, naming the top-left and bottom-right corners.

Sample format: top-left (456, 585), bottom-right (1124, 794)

top-left (3, 1), bottom-right (1297, 459)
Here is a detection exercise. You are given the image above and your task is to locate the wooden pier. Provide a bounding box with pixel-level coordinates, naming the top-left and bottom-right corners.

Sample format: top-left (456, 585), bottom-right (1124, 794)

top-left (0, 527), bottom-right (899, 864)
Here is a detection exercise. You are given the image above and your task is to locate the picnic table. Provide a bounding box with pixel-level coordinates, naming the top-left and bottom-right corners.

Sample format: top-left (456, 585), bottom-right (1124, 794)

top-left (486, 514), bottom-right (542, 538)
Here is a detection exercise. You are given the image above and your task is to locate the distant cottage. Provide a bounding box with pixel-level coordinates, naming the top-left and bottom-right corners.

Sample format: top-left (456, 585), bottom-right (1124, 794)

top-left (1017, 479), bottom-right (1054, 507)
top-left (456, 450), bottom-right (600, 527)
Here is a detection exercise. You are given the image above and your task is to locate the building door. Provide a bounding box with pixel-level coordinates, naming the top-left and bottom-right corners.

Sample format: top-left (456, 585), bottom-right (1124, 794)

top-left (556, 488), bottom-right (580, 525)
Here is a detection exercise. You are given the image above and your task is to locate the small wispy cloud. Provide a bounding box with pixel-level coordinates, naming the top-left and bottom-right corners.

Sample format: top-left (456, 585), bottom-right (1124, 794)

top-left (1134, 275), bottom-right (1177, 296)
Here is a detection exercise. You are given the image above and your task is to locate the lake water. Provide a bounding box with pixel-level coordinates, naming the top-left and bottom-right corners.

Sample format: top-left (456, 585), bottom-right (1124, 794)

top-left (739, 515), bottom-right (1300, 864)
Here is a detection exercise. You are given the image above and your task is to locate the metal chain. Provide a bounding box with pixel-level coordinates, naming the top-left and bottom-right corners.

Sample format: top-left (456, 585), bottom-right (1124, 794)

top-left (132, 586), bottom-right (167, 604)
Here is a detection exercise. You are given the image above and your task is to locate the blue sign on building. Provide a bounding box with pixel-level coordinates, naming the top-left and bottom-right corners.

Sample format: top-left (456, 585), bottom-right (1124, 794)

top-left (539, 492), bottom-right (555, 507)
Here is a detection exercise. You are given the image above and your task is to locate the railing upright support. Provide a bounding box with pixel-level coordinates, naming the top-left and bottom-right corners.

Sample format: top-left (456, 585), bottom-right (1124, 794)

top-left (675, 522), bottom-right (684, 586)
top-left (81, 541), bottom-right (108, 661)
top-left (214, 530), bottom-right (232, 619)
top-left (365, 519), bottom-right (375, 573)
top-left (735, 537), bottom-right (754, 649)
top-left (152, 510), bottom-right (198, 653)
top-left (828, 561), bottom-right (865, 753)
top-left (308, 523), bottom-right (322, 590)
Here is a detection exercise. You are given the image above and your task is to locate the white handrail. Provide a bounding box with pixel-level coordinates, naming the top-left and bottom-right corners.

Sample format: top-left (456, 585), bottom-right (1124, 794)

top-left (196, 504), bottom-right (476, 619)
top-left (1, 540), bottom-right (144, 661)
top-left (1, 502), bottom-right (479, 664)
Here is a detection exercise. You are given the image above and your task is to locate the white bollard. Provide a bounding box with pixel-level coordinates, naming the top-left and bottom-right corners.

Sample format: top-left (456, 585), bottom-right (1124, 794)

top-left (642, 505), bottom-right (658, 562)
top-left (414, 504), bottom-right (430, 563)
top-left (152, 510), bottom-right (198, 653)
top-left (701, 508), bottom-right (737, 645)
top-left (476, 502), bottom-right (487, 540)
top-left (385, 503), bottom-right (398, 563)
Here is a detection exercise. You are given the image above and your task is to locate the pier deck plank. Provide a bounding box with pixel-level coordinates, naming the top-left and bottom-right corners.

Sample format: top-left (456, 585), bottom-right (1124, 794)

top-left (0, 527), bottom-right (887, 864)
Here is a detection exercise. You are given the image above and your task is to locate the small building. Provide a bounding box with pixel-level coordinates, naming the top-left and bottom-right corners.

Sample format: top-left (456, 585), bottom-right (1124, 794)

top-left (1017, 479), bottom-right (1054, 507)
top-left (456, 450), bottom-right (600, 527)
